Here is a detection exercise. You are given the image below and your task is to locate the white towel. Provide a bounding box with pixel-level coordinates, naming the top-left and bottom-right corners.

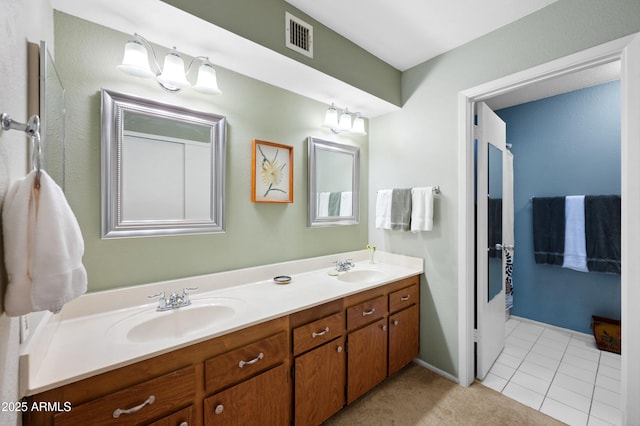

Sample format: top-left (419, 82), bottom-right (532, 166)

top-left (375, 190), bottom-right (392, 229)
top-left (3, 170), bottom-right (87, 316)
top-left (339, 191), bottom-right (352, 216)
top-left (317, 192), bottom-right (330, 217)
top-left (562, 195), bottom-right (589, 273)
top-left (410, 187), bottom-right (434, 232)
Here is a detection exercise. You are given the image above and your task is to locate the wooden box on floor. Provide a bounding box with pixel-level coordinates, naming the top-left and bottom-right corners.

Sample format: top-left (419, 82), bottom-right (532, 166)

top-left (591, 315), bottom-right (621, 354)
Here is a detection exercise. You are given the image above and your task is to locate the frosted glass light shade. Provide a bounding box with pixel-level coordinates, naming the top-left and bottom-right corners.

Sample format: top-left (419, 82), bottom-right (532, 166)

top-left (156, 50), bottom-right (190, 91)
top-left (193, 62), bottom-right (222, 95)
top-left (351, 115), bottom-right (367, 135)
top-left (117, 40), bottom-right (155, 79)
top-left (338, 111), bottom-right (352, 131)
top-left (324, 105), bottom-right (339, 128)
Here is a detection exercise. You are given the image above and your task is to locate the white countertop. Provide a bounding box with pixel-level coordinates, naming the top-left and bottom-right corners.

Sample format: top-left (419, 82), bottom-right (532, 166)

top-left (20, 250), bottom-right (423, 396)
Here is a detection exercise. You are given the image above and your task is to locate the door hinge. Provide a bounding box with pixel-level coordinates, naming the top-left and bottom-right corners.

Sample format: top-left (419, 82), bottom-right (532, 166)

top-left (473, 329), bottom-right (479, 342)
top-left (291, 365), bottom-right (295, 380)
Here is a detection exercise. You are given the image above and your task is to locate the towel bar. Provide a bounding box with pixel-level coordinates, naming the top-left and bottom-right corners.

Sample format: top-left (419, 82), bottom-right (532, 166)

top-left (377, 186), bottom-right (441, 195)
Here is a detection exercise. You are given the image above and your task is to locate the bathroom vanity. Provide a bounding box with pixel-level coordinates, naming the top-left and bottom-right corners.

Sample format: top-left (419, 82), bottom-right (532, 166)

top-left (20, 251), bottom-right (422, 425)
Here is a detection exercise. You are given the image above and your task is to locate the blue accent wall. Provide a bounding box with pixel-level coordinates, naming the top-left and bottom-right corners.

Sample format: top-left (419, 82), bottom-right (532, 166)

top-left (496, 81), bottom-right (621, 334)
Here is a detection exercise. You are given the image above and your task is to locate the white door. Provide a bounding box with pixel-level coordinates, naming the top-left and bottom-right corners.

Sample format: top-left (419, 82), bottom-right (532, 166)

top-left (476, 101), bottom-right (512, 380)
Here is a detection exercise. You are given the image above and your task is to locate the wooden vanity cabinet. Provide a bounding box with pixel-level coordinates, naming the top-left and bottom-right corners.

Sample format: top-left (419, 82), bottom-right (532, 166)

top-left (345, 295), bottom-right (388, 404)
top-left (290, 300), bottom-right (346, 426)
top-left (388, 283), bottom-right (420, 376)
top-left (24, 317), bottom-right (289, 426)
top-left (25, 274), bottom-right (420, 426)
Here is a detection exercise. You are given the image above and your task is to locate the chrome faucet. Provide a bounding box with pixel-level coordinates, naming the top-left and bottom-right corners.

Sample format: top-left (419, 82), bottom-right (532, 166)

top-left (335, 259), bottom-right (355, 272)
top-left (149, 287), bottom-right (198, 311)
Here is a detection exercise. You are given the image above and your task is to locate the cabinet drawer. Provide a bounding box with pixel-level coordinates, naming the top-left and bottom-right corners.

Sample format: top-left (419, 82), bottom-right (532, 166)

top-left (53, 366), bottom-right (194, 426)
top-left (347, 295), bottom-right (386, 331)
top-left (389, 283), bottom-right (419, 314)
top-left (205, 331), bottom-right (287, 394)
top-left (293, 311), bottom-right (344, 355)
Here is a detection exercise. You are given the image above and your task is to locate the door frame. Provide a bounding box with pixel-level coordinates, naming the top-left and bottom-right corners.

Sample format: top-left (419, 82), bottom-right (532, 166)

top-left (457, 33), bottom-right (640, 424)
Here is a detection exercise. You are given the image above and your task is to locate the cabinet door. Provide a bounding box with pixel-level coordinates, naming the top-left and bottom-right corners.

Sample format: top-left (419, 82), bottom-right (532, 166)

top-left (388, 304), bottom-right (420, 375)
top-left (204, 364), bottom-right (290, 426)
top-left (347, 317), bottom-right (388, 404)
top-left (294, 336), bottom-right (346, 426)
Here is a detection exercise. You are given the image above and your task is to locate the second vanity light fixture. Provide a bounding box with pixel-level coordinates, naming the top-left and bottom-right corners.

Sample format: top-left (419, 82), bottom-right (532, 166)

top-left (323, 103), bottom-right (367, 135)
top-left (118, 33), bottom-right (222, 95)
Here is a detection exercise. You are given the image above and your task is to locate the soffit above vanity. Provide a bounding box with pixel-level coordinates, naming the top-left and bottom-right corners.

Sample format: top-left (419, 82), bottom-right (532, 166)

top-left (51, 0), bottom-right (401, 119)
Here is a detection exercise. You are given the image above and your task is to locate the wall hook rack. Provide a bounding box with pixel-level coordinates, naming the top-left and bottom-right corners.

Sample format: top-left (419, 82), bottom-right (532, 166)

top-left (1, 113), bottom-right (40, 136)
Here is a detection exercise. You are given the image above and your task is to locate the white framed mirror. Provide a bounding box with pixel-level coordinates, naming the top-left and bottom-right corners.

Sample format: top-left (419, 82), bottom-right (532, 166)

top-left (101, 89), bottom-right (226, 238)
top-left (308, 137), bottom-right (360, 227)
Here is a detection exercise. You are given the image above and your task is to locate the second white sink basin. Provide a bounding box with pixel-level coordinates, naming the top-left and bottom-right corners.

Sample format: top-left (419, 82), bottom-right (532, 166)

top-left (107, 298), bottom-right (245, 344)
top-left (337, 269), bottom-right (386, 283)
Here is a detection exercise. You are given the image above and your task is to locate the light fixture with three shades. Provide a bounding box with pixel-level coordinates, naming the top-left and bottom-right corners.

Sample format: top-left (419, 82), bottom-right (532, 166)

top-left (118, 33), bottom-right (222, 95)
top-left (323, 103), bottom-right (367, 135)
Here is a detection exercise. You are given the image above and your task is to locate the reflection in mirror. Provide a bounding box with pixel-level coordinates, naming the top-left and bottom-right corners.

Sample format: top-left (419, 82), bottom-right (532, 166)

top-left (39, 41), bottom-right (66, 189)
top-left (101, 89), bottom-right (226, 238)
top-left (308, 137), bottom-right (360, 227)
top-left (487, 143), bottom-right (503, 301)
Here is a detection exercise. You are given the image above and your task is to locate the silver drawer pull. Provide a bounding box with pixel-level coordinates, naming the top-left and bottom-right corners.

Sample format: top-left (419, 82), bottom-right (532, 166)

top-left (393, 319), bottom-right (399, 326)
top-left (214, 404), bottom-right (224, 415)
top-left (112, 395), bottom-right (155, 418)
top-left (312, 327), bottom-right (330, 338)
top-left (179, 422), bottom-right (189, 426)
top-left (382, 325), bottom-right (387, 331)
top-left (238, 352), bottom-right (264, 368)
top-left (362, 308), bottom-right (376, 317)
top-left (400, 295), bottom-right (411, 301)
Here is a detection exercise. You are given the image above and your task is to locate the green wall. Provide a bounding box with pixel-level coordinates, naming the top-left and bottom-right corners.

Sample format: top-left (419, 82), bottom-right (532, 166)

top-left (369, 0), bottom-right (640, 376)
top-left (55, 12), bottom-right (369, 292)
top-left (160, 0), bottom-right (402, 107)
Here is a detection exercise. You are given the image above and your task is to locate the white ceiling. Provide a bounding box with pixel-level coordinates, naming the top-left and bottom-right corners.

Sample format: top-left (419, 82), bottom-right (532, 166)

top-left (285, 0), bottom-right (561, 71)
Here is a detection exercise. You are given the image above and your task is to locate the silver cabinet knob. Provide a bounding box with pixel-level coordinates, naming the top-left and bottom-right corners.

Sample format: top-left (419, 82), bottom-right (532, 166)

top-left (215, 404), bottom-right (224, 415)
top-left (337, 346), bottom-right (343, 353)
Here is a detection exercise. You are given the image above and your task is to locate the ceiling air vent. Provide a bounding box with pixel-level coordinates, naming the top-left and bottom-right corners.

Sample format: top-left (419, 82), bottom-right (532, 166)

top-left (285, 12), bottom-right (313, 58)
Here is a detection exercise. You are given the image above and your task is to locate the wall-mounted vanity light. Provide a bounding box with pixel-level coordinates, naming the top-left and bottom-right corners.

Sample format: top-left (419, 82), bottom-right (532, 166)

top-left (323, 103), bottom-right (367, 135)
top-left (118, 33), bottom-right (222, 95)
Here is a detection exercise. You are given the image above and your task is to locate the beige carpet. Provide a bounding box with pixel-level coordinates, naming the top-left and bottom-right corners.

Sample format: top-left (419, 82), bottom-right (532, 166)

top-left (323, 363), bottom-right (565, 425)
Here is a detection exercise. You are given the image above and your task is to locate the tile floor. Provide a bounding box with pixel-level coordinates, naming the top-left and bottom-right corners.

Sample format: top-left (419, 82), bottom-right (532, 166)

top-left (482, 317), bottom-right (621, 426)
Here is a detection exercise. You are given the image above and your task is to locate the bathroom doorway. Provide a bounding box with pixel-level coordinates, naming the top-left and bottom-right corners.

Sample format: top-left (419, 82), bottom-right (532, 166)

top-left (457, 33), bottom-right (640, 424)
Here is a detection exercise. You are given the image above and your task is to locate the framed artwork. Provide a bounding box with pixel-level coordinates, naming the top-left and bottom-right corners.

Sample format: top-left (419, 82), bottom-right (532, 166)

top-left (251, 139), bottom-right (294, 203)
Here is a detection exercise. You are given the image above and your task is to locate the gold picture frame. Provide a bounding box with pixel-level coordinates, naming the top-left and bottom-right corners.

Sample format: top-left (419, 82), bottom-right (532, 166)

top-left (251, 139), bottom-right (293, 203)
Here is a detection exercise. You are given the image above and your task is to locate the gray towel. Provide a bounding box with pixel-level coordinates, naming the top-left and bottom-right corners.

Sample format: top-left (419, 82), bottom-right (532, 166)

top-left (328, 192), bottom-right (341, 216)
top-left (585, 195), bottom-right (621, 274)
top-left (390, 188), bottom-right (412, 231)
top-left (532, 197), bottom-right (565, 265)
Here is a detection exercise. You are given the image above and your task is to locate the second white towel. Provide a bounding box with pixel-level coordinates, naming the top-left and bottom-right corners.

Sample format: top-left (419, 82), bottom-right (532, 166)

top-left (411, 187), bottom-right (434, 232)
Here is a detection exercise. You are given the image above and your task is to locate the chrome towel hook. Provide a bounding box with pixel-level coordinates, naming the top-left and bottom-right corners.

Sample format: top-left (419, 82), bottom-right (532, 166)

top-left (1, 113), bottom-right (40, 136)
top-left (2, 113), bottom-right (44, 185)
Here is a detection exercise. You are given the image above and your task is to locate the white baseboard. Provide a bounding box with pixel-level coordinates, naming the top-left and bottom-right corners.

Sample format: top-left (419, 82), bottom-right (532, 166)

top-left (412, 358), bottom-right (459, 384)
top-left (508, 315), bottom-right (594, 340)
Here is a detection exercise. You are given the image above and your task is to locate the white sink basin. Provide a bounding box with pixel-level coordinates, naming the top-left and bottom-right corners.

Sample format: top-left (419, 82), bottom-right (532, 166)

top-left (107, 298), bottom-right (245, 343)
top-left (337, 269), bottom-right (386, 283)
